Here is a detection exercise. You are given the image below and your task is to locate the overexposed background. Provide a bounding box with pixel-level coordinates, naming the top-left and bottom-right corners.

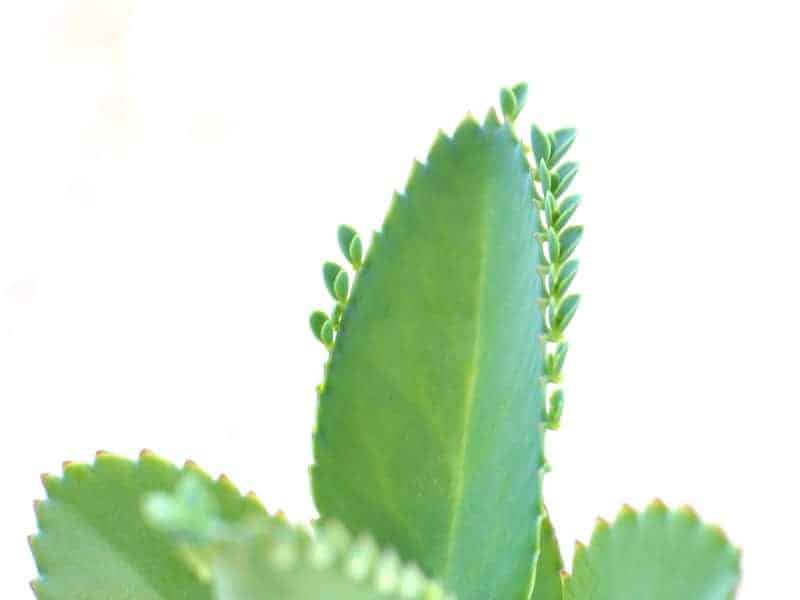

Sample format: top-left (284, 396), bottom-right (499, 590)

top-left (1, 1), bottom-right (797, 597)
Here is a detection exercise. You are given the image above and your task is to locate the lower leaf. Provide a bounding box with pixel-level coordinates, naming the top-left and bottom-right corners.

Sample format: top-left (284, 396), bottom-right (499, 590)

top-left (563, 501), bottom-right (741, 600)
top-left (29, 451), bottom-right (264, 599)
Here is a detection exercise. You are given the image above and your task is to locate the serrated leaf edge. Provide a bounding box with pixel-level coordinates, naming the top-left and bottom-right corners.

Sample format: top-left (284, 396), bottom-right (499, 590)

top-left (562, 499), bottom-right (742, 590)
top-left (29, 449), bottom-right (268, 594)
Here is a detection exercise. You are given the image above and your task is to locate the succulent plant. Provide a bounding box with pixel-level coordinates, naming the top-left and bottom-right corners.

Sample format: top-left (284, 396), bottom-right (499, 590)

top-left (29, 84), bottom-right (741, 599)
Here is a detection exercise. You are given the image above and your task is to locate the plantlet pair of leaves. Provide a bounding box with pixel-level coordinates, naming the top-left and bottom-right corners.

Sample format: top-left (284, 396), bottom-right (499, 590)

top-left (29, 84), bottom-right (741, 599)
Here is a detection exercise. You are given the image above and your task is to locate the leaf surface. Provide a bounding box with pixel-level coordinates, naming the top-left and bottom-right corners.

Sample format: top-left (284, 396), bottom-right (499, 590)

top-left (30, 452), bottom-right (264, 599)
top-left (312, 112), bottom-right (546, 600)
top-left (564, 502), bottom-right (741, 600)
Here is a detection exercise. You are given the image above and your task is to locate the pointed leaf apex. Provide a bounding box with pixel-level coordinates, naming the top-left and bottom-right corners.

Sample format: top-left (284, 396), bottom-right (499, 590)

top-left (484, 106), bottom-right (502, 127)
top-left (647, 498), bottom-right (669, 515)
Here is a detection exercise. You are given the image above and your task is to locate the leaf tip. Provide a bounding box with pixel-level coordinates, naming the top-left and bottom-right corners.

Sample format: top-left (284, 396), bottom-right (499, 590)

top-left (678, 504), bottom-right (701, 523)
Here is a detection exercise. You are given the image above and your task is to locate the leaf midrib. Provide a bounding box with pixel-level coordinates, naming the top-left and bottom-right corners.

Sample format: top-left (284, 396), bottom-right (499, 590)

top-left (441, 179), bottom-right (491, 583)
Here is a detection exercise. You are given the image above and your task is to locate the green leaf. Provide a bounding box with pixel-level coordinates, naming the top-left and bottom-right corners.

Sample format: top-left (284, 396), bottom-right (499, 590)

top-left (500, 87), bottom-right (518, 121)
top-left (320, 319), bottom-right (334, 348)
top-left (333, 270), bottom-right (350, 302)
top-left (538, 158), bottom-right (551, 196)
top-left (554, 260), bottom-right (579, 299)
top-left (339, 225), bottom-right (364, 269)
top-left (554, 194), bottom-right (581, 232)
top-left (312, 113), bottom-right (547, 600)
top-left (544, 192), bottom-right (557, 228)
top-left (511, 82), bottom-right (529, 116)
top-left (547, 228), bottom-right (560, 264)
top-left (337, 225), bottom-right (358, 261)
top-left (310, 310), bottom-right (329, 341)
top-left (546, 390), bottom-right (564, 430)
top-left (531, 513), bottom-right (564, 600)
top-left (554, 162), bottom-right (579, 198)
top-left (323, 262), bottom-right (344, 299)
top-left (564, 502), bottom-right (741, 600)
top-left (531, 124), bottom-right (552, 165)
top-left (548, 128), bottom-right (577, 166)
top-left (545, 342), bottom-right (569, 383)
top-left (349, 235), bottom-right (364, 268)
top-left (558, 225), bottom-right (583, 263)
top-left (554, 294), bottom-right (580, 334)
top-left (29, 451), bottom-right (265, 600)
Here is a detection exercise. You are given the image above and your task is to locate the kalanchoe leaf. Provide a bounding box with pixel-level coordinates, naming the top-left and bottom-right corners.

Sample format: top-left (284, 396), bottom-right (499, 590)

top-left (554, 194), bottom-right (581, 231)
top-left (323, 262), bottom-right (344, 300)
top-left (544, 192), bottom-right (557, 228)
top-left (339, 225), bottom-right (364, 269)
top-left (554, 294), bottom-right (581, 335)
top-left (554, 260), bottom-right (579, 298)
top-left (320, 320), bottom-right (334, 348)
top-left (548, 128), bottom-right (577, 166)
top-left (313, 114), bottom-right (546, 600)
top-left (558, 225), bottom-right (583, 263)
top-left (546, 390), bottom-right (564, 430)
top-left (349, 235), bottom-right (363, 268)
top-left (547, 228), bottom-right (560, 264)
top-left (538, 158), bottom-right (551, 196)
top-left (530, 124), bottom-right (552, 165)
top-left (29, 452), bottom-right (265, 600)
top-left (553, 342), bottom-right (569, 377)
top-left (333, 270), bottom-right (350, 302)
top-left (500, 87), bottom-right (518, 121)
top-left (337, 225), bottom-right (358, 262)
top-left (554, 162), bottom-right (579, 198)
top-left (549, 171), bottom-right (561, 195)
top-left (310, 310), bottom-right (329, 341)
top-left (547, 131), bottom-right (558, 157)
top-left (564, 502), bottom-right (741, 600)
top-left (511, 82), bottom-right (529, 116)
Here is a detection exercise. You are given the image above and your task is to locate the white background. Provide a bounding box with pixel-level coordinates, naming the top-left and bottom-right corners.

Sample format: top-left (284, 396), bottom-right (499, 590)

top-left (1, 1), bottom-right (797, 597)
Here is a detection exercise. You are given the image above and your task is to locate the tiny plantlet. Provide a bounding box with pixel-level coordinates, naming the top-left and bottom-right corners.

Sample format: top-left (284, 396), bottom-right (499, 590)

top-left (29, 84), bottom-right (741, 599)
